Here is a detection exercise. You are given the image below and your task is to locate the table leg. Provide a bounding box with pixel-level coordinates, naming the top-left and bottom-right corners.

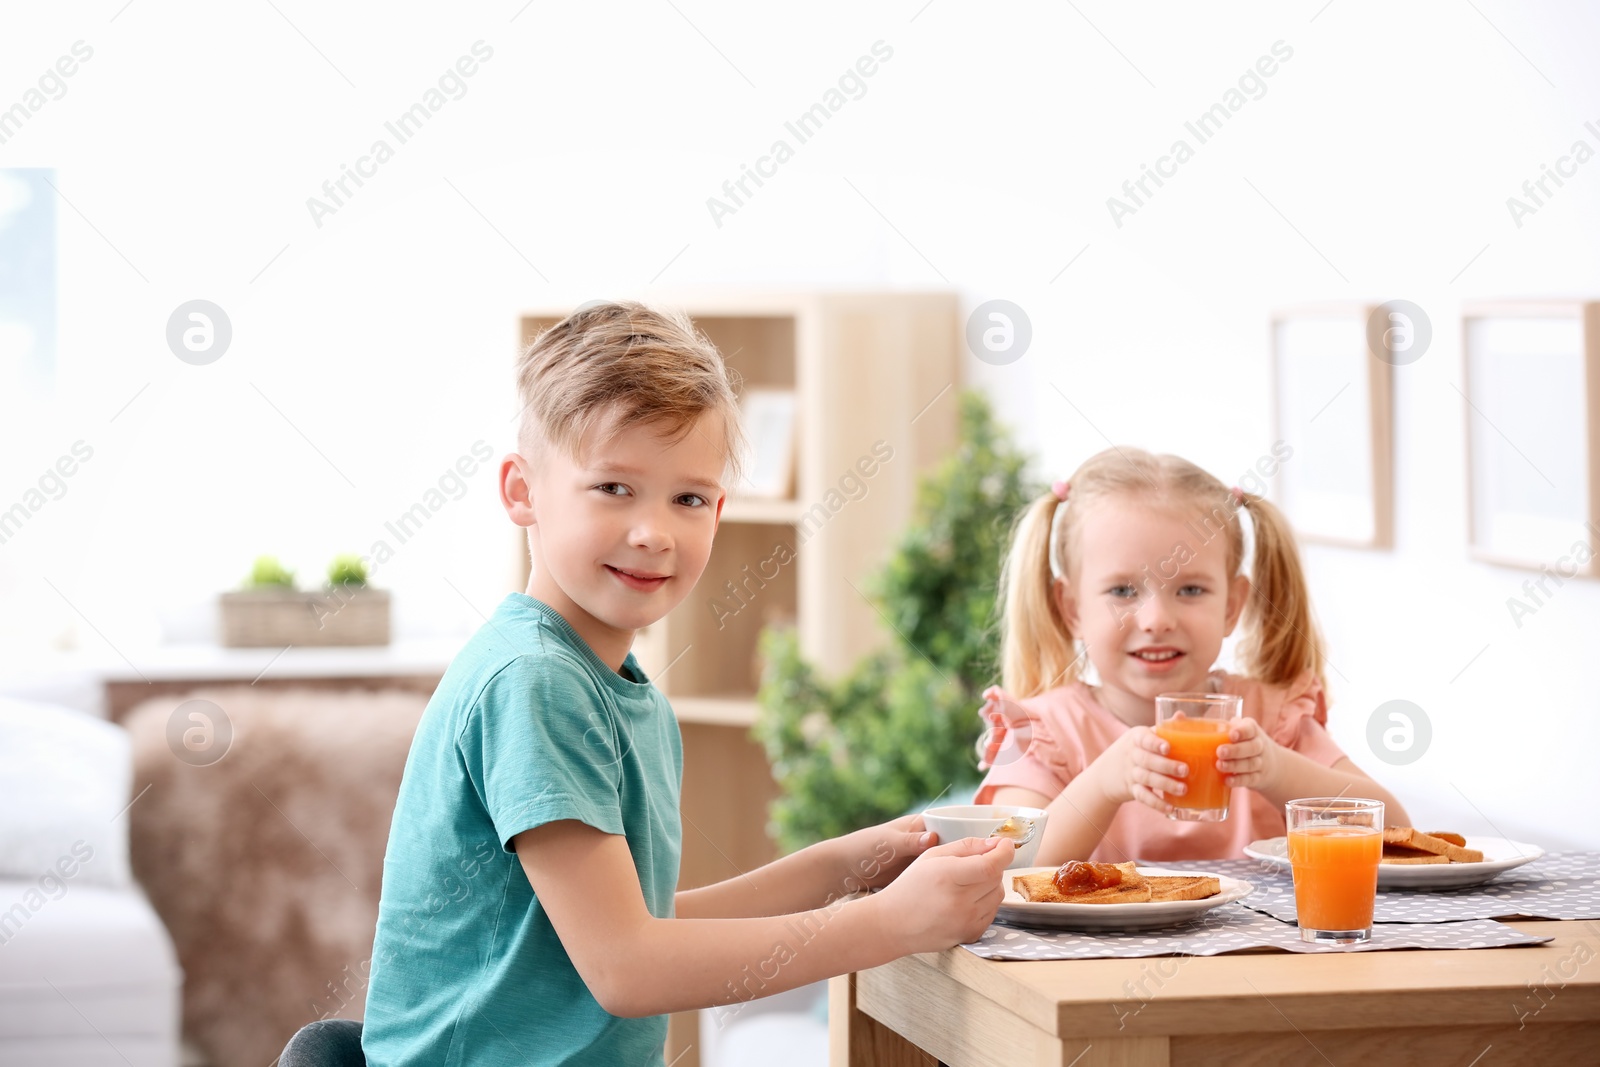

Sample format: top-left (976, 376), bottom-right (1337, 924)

top-left (666, 1010), bottom-right (700, 1067)
top-left (831, 974), bottom-right (939, 1066)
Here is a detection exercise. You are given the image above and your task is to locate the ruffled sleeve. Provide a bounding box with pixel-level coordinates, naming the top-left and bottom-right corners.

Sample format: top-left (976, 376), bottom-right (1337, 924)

top-left (973, 687), bottom-right (1082, 805)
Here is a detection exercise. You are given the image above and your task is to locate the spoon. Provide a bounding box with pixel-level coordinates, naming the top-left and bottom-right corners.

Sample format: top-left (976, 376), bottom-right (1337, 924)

top-left (988, 816), bottom-right (1036, 848)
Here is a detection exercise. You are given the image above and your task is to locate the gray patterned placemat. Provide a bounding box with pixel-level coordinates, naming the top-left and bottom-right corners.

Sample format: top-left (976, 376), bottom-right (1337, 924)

top-left (1157, 853), bottom-right (1600, 924)
top-left (962, 905), bottom-right (1549, 961)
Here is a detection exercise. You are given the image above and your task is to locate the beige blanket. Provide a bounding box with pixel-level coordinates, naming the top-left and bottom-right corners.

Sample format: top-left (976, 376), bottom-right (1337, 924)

top-left (125, 685), bottom-right (425, 1067)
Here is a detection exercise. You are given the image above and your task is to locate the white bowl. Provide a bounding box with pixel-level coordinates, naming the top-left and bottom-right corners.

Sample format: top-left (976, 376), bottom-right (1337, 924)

top-left (922, 804), bottom-right (1048, 868)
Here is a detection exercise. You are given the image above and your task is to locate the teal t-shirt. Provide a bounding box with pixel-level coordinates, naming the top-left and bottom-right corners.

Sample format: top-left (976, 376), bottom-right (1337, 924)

top-left (362, 593), bottom-right (683, 1067)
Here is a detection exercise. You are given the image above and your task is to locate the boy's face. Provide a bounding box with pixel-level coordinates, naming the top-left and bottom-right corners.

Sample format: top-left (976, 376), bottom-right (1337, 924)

top-left (506, 408), bottom-right (727, 663)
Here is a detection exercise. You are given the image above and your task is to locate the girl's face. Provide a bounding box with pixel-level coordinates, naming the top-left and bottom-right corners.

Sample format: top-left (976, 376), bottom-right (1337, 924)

top-left (1056, 497), bottom-right (1249, 715)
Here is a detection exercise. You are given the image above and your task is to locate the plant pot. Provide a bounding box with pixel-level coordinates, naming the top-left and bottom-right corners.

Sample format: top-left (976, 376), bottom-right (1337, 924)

top-left (218, 588), bottom-right (391, 647)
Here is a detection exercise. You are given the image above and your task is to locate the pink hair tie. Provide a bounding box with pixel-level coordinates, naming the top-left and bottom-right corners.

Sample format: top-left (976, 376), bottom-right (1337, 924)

top-left (1051, 480), bottom-right (1070, 501)
top-left (1231, 485), bottom-right (1245, 504)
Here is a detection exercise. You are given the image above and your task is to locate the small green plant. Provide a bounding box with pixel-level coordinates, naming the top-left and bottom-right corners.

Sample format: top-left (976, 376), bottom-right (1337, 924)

top-left (326, 553), bottom-right (369, 589)
top-left (244, 555), bottom-right (296, 590)
top-left (753, 391), bottom-right (1039, 852)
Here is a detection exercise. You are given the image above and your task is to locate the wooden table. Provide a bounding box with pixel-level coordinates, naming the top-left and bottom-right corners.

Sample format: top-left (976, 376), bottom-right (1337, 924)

top-left (832, 919), bottom-right (1600, 1065)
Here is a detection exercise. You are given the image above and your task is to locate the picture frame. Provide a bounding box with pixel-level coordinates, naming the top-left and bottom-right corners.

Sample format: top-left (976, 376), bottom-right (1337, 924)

top-left (1269, 305), bottom-right (1394, 548)
top-left (1461, 301), bottom-right (1600, 575)
top-left (735, 387), bottom-right (798, 500)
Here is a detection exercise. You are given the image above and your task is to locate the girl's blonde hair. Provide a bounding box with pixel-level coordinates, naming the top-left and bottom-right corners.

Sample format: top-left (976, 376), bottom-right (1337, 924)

top-left (998, 447), bottom-right (1324, 699)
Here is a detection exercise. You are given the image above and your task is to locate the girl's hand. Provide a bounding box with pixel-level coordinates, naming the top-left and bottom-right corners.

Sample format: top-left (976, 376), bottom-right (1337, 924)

top-left (1089, 725), bottom-right (1191, 815)
top-left (1217, 717), bottom-right (1276, 791)
top-left (975, 686), bottom-right (1034, 770)
top-left (830, 813), bottom-right (938, 895)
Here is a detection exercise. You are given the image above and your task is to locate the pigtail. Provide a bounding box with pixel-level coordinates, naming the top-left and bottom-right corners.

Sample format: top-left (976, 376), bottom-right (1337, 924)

top-left (1236, 493), bottom-right (1326, 691)
top-left (997, 492), bottom-right (1078, 698)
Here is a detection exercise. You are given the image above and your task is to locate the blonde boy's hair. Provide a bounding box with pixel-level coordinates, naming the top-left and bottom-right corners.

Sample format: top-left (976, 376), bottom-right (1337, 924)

top-left (516, 302), bottom-right (745, 483)
top-left (998, 446), bottom-right (1325, 700)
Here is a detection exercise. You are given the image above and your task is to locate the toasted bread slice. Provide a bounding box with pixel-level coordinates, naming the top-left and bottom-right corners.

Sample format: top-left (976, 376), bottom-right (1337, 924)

top-left (1383, 828), bottom-right (1483, 863)
top-left (1012, 873), bottom-right (1141, 903)
top-left (1381, 844), bottom-right (1449, 865)
top-left (1013, 864), bottom-right (1221, 905)
top-left (1013, 862), bottom-right (1147, 903)
top-left (1071, 882), bottom-right (1153, 903)
top-left (1428, 831), bottom-right (1467, 847)
top-left (1011, 871), bottom-right (1061, 902)
top-left (1145, 875), bottom-right (1221, 902)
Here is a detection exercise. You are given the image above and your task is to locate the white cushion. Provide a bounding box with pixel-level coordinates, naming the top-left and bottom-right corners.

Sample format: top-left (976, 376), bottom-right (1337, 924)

top-left (0, 697), bottom-right (132, 889)
top-left (0, 669), bottom-right (105, 719)
top-left (0, 879), bottom-right (180, 1067)
top-left (0, 1035), bottom-right (176, 1066)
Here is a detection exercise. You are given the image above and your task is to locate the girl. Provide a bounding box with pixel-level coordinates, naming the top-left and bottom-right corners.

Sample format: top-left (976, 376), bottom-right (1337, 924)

top-left (975, 447), bottom-right (1409, 864)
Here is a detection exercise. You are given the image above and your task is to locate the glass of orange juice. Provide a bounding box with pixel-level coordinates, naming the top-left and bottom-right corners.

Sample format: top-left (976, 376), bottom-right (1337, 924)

top-left (1154, 693), bottom-right (1241, 821)
top-left (1286, 798), bottom-right (1385, 944)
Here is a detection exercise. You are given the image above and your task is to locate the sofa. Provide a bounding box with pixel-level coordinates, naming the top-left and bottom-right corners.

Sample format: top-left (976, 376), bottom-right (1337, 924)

top-left (0, 696), bottom-right (182, 1066)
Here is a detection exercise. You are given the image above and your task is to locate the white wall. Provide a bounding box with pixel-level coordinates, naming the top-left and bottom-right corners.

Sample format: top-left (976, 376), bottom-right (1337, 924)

top-left (1, 2), bottom-right (1595, 846)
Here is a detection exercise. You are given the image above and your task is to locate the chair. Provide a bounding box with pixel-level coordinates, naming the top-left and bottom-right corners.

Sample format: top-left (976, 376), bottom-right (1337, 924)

top-left (279, 1019), bottom-right (366, 1067)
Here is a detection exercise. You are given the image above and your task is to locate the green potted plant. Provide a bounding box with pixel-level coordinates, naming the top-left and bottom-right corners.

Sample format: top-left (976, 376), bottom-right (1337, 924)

top-left (753, 391), bottom-right (1039, 853)
top-left (219, 553), bottom-right (391, 647)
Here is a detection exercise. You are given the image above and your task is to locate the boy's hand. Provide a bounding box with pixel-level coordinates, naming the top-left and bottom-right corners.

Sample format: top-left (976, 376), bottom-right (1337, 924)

top-left (830, 813), bottom-right (938, 895)
top-left (1089, 725), bottom-right (1188, 815)
top-left (1217, 717), bottom-right (1274, 791)
top-left (872, 837), bottom-right (1013, 954)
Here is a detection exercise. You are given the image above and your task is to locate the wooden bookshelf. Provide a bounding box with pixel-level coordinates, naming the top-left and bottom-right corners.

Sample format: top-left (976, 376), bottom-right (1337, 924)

top-left (515, 292), bottom-right (959, 1066)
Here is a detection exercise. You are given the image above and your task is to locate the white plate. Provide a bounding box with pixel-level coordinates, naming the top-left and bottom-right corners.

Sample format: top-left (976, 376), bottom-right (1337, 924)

top-left (997, 866), bottom-right (1252, 931)
top-left (1243, 835), bottom-right (1545, 889)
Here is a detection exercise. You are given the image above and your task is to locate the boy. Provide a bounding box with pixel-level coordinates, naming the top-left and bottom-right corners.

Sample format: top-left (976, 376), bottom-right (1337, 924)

top-left (362, 302), bottom-right (1012, 1066)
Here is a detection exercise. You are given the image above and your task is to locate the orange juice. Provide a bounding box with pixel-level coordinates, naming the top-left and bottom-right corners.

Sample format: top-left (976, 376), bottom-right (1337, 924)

top-left (1288, 825), bottom-right (1382, 932)
top-left (1154, 717), bottom-right (1230, 811)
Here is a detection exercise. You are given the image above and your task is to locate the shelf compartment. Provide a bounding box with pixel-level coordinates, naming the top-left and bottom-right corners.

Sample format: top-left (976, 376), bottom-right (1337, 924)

top-left (671, 696), bottom-right (760, 728)
top-left (720, 497), bottom-right (801, 523)
top-left (660, 521), bottom-right (797, 700)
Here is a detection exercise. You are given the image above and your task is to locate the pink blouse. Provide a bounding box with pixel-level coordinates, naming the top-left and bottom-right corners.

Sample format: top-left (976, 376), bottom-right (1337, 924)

top-left (974, 670), bottom-right (1348, 863)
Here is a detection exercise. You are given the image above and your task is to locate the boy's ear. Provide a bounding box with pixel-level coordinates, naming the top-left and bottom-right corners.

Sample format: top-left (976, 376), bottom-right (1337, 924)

top-left (1223, 574), bottom-right (1250, 636)
top-left (500, 453), bottom-right (536, 528)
